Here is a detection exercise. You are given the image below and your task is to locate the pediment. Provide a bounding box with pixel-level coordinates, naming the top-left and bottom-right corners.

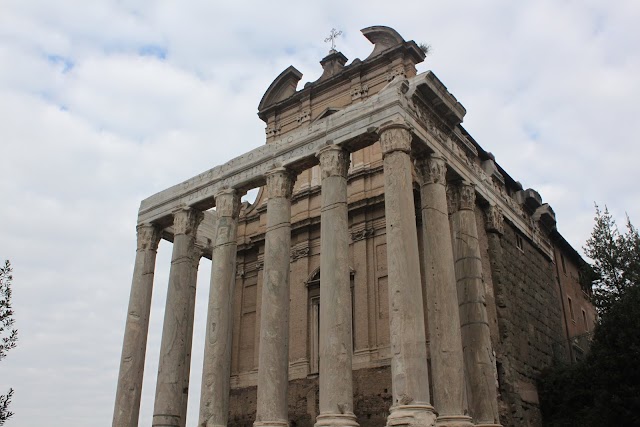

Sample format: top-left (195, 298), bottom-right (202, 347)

top-left (258, 66), bottom-right (303, 112)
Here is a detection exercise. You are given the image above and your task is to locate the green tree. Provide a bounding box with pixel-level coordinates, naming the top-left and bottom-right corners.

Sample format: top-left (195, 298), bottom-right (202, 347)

top-left (584, 204), bottom-right (640, 314)
top-left (540, 206), bottom-right (640, 426)
top-left (0, 260), bottom-right (17, 425)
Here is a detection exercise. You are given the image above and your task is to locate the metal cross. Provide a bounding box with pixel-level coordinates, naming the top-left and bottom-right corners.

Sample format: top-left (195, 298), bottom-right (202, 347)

top-left (324, 28), bottom-right (343, 52)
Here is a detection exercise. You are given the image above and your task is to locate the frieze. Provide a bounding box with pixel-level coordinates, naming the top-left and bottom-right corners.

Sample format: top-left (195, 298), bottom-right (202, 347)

top-left (296, 110), bottom-right (310, 124)
top-left (350, 227), bottom-right (375, 242)
top-left (351, 84), bottom-right (369, 100)
top-left (266, 124), bottom-right (282, 137)
top-left (387, 66), bottom-right (406, 82)
top-left (290, 245), bottom-right (310, 261)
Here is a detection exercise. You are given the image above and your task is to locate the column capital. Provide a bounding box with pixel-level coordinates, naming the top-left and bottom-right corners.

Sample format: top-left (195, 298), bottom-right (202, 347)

top-left (448, 181), bottom-right (476, 212)
top-left (485, 205), bottom-right (504, 235)
top-left (136, 223), bottom-right (162, 251)
top-left (265, 167), bottom-right (296, 199)
top-left (215, 188), bottom-right (241, 219)
top-left (417, 155), bottom-right (447, 185)
top-left (173, 208), bottom-right (204, 236)
top-left (316, 144), bottom-right (350, 179)
top-left (379, 123), bottom-right (412, 156)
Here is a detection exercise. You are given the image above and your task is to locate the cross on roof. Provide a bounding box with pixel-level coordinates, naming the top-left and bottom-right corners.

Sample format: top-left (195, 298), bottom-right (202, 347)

top-left (324, 28), bottom-right (342, 52)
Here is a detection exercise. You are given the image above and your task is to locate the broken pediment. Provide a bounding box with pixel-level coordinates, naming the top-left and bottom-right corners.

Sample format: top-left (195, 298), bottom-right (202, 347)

top-left (362, 26), bottom-right (406, 59)
top-left (258, 65), bottom-right (303, 112)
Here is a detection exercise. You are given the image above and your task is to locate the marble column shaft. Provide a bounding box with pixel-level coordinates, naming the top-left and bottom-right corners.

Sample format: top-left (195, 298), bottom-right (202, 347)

top-left (199, 189), bottom-right (241, 427)
top-left (255, 168), bottom-right (296, 427)
top-left (113, 224), bottom-right (162, 427)
top-left (379, 125), bottom-right (436, 427)
top-left (449, 182), bottom-right (501, 427)
top-left (152, 208), bottom-right (204, 427)
top-left (315, 145), bottom-right (358, 427)
top-left (418, 157), bottom-right (473, 427)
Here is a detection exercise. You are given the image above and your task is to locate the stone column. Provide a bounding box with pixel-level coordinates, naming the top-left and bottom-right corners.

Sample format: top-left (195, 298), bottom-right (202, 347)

top-left (199, 189), bottom-right (241, 427)
top-left (315, 145), bottom-right (358, 427)
top-left (180, 247), bottom-right (204, 427)
top-left (484, 205), bottom-right (518, 426)
top-left (379, 124), bottom-right (436, 427)
top-left (113, 224), bottom-right (162, 427)
top-left (449, 182), bottom-right (501, 427)
top-left (255, 167), bottom-right (296, 427)
top-left (418, 156), bottom-right (473, 427)
top-left (152, 208), bottom-right (204, 427)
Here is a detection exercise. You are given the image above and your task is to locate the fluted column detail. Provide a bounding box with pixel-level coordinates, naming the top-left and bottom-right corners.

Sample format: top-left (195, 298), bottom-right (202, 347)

top-left (113, 224), bottom-right (162, 427)
top-left (418, 156), bottom-right (473, 427)
top-left (449, 182), bottom-right (502, 427)
top-left (379, 124), bottom-right (436, 427)
top-left (199, 189), bottom-right (241, 427)
top-left (152, 208), bottom-right (204, 427)
top-left (315, 145), bottom-right (359, 427)
top-left (254, 167), bottom-right (296, 427)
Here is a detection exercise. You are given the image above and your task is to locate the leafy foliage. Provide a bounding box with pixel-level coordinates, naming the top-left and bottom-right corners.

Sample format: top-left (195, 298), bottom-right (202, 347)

top-left (539, 207), bottom-right (640, 426)
top-left (583, 204), bottom-right (640, 314)
top-left (0, 260), bottom-right (16, 425)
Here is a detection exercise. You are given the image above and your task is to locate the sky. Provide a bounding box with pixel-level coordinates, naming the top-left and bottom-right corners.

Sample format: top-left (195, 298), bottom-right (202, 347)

top-left (1, 1), bottom-right (639, 426)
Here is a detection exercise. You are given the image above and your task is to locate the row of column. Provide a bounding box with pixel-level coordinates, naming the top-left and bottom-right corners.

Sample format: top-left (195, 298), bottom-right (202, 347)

top-left (112, 124), bottom-right (502, 427)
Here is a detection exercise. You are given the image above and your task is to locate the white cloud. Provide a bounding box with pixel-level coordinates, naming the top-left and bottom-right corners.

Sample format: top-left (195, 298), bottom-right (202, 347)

top-left (1, 1), bottom-right (639, 426)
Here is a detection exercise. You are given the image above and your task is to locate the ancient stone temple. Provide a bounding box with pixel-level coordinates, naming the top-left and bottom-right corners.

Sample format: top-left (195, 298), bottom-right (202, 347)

top-left (113, 26), bottom-right (595, 427)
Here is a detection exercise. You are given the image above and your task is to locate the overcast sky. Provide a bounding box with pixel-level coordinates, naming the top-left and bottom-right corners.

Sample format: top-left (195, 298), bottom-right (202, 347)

top-left (1, 1), bottom-right (639, 426)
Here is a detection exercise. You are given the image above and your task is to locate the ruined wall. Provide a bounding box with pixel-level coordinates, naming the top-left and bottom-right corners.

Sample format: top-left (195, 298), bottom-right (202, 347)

top-left (483, 216), bottom-right (569, 427)
top-left (229, 366), bottom-right (392, 427)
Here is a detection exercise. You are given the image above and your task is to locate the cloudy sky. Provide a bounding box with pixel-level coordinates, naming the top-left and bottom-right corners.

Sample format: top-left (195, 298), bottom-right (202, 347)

top-left (1, 1), bottom-right (639, 426)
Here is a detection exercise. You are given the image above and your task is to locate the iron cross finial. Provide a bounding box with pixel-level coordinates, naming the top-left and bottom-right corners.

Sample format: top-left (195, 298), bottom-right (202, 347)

top-left (324, 28), bottom-right (343, 52)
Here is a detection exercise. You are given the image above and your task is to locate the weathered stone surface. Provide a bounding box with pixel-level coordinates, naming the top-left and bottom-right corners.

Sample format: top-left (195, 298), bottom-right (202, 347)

top-left (417, 156), bottom-right (472, 427)
top-left (113, 224), bottom-right (162, 427)
top-left (228, 367), bottom-right (394, 427)
top-left (315, 145), bottom-right (358, 427)
top-left (152, 208), bottom-right (204, 427)
top-left (116, 26), bottom-right (593, 427)
top-left (255, 168), bottom-right (296, 427)
top-left (380, 125), bottom-right (436, 427)
top-left (200, 190), bottom-right (242, 427)
top-left (449, 183), bottom-right (501, 427)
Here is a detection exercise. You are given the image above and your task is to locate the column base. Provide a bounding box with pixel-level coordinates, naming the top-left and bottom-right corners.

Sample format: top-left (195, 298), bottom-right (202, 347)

top-left (435, 415), bottom-right (474, 427)
top-left (254, 421), bottom-right (289, 427)
top-left (315, 412), bottom-right (359, 427)
top-left (387, 404), bottom-right (437, 427)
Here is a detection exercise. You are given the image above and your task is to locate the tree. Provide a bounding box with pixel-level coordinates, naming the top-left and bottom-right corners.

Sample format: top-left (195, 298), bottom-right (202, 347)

top-left (583, 204), bottom-right (640, 314)
top-left (0, 260), bottom-right (17, 425)
top-left (539, 206), bottom-right (640, 426)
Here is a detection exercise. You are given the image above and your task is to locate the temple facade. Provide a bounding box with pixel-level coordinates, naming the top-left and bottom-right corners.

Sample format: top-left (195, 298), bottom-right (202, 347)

top-left (112, 26), bottom-right (595, 427)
